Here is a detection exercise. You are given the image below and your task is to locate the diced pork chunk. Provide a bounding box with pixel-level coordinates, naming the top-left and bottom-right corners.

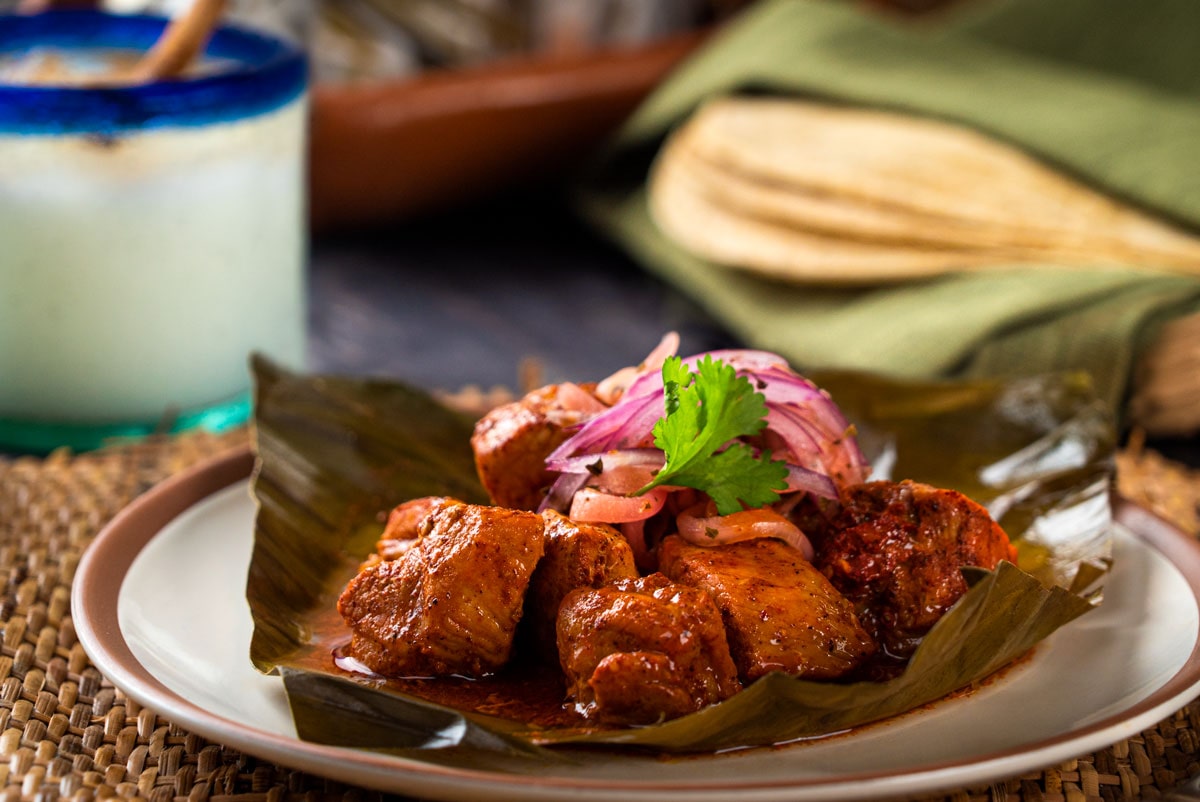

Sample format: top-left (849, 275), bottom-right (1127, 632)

top-left (659, 536), bottom-right (875, 683)
top-left (814, 480), bottom-right (1017, 658)
top-left (373, 496), bottom-right (455, 562)
top-left (525, 510), bottom-right (639, 658)
top-left (471, 383), bottom-right (603, 510)
top-left (557, 574), bottom-right (740, 725)
top-left (337, 501), bottom-right (545, 677)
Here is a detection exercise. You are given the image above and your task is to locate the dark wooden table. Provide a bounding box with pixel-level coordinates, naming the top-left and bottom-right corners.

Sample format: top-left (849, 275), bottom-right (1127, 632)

top-left (307, 190), bottom-right (736, 392)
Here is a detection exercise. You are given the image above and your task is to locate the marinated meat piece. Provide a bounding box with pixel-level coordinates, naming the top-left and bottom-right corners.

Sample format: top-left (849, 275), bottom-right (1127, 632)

top-left (814, 480), bottom-right (1017, 658)
top-left (557, 574), bottom-right (740, 725)
top-left (337, 501), bottom-right (545, 677)
top-left (659, 536), bottom-right (875, 683)
top-left (471, 383), bottom-right (604, 510)
top-left (525, 510), bottom-right (638, 658)
top-left (373, 496), bottom-right (455, 562)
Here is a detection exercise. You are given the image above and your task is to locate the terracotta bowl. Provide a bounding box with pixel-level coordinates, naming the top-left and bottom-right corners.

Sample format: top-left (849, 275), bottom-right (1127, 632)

top-left (309, 31), bottom-right (706, 231)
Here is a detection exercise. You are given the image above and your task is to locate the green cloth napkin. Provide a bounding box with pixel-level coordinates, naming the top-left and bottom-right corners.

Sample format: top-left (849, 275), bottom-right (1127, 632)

top-left (579, 0), bottom-right (1200, 415)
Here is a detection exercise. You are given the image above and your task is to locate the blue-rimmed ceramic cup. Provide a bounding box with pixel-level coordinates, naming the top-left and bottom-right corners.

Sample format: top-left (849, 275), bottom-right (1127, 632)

top-left (0, 11), bottom-right (307, 454)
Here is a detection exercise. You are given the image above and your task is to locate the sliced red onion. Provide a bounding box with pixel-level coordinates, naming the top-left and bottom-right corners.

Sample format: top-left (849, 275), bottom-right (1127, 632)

top-left (594, 332), bottom-right (680, 405)
top-left (570, 486), bottom-right (668, 523)
top-left (538, 471), bottom-right (589, 513)
top-left (765, 405), bottom-right (826, 466)
top-left (675, 504), bottom-right (814, 561)
top-left (619, 353), bottom-right (866, 484)
top-left (546, 345), bottom-right (869, 522)
top-left (784, 464), bottom-right (839, 499)
top-left (605, 348), bottom-right (784, 405)
top-left (589, 464), bottom-right (660, 496)
top-left (766, 402), bottom-right (869, 487)
top-left (545, 447), bottom-right (664, 475)
top-left (685, 349), bottom-right (790, 373)
top-left (545, 392), bottom-right (661, 463)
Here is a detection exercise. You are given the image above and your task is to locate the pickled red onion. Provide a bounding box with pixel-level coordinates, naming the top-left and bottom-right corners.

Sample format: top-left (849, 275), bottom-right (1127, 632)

top-left (542, 336), bottom-right (868, 558)
top-left (594, 332), bottom-right (680, 406)
top-left (548, 343), bottom-right (867, 494)
top-left (676, 504), bottom-right (814, 561)
top-left (569, 486), bottom-right (669, 523)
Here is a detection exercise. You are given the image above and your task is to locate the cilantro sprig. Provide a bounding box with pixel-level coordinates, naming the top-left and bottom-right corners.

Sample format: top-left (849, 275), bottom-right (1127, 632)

top-left (636, 355), bottom-right (788, 515)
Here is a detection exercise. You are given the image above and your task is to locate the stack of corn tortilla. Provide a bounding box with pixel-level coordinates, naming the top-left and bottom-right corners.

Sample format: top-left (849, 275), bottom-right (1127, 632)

top-left (647, 96), bottom-right (1200, 435)
top-left (648, 97), bottom-right (1200, 284)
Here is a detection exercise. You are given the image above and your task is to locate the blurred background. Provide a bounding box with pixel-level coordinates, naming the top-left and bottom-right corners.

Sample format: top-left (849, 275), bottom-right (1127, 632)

top-left (2, 0), bottom-right (1196, 465)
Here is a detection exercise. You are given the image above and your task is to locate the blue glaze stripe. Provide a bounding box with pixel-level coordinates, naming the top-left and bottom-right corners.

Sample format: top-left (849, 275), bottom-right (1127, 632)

top-left (0, 392), bottom-right (252, 455)
top-left (0, 11), bottom-right (307, 134)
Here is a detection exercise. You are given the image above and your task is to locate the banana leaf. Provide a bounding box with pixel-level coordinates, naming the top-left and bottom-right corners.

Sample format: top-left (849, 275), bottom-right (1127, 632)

top-left (247, 355), bottom-right (1110, 757)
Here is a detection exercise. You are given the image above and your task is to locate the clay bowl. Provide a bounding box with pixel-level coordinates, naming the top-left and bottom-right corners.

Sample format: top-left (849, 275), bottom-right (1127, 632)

top-left (309, 30), bottom-right (706, 230)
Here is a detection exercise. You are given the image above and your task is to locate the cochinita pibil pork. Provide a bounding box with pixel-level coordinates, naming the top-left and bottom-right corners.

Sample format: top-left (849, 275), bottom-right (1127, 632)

top-left (337, 334), bottom-right (1018, 727)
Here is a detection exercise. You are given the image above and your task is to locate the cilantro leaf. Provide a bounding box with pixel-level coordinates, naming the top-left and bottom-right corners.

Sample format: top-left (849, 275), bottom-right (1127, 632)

top-left (636, 355), bottom-right (788, 514)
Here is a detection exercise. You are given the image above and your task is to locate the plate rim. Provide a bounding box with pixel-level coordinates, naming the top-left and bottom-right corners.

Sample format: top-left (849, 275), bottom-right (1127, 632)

top-left (72, 446), bottom-right (1200, 801)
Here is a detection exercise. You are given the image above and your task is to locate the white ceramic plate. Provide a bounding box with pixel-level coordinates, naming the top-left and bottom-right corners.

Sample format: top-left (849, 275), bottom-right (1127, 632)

top-left (73, 449), bottom-right (1200, 802)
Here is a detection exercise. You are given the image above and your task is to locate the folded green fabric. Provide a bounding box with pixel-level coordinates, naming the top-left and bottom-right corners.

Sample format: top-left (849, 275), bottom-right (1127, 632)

top-left (579, 0), bottom-right (1200, 415)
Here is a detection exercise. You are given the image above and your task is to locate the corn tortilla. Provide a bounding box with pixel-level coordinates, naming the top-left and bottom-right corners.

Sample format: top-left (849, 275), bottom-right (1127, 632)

top-left (678, 98), bottom-right (1200, 272)
top-left (649, 145), bottom-right (1007, 283)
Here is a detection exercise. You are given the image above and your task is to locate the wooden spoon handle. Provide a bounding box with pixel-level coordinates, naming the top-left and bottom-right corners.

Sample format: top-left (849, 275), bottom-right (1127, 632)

top-left (128, 0), bottom-right (228, 83)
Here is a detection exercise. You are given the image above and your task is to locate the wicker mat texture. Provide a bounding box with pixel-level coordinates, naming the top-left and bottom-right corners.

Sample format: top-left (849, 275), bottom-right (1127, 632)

top-left (0, 428), bottom-right (1198, 802)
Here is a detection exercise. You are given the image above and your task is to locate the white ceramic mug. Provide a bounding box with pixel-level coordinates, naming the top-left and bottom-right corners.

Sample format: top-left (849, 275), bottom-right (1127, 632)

top-left (0, 10), bottom-right (308, 452)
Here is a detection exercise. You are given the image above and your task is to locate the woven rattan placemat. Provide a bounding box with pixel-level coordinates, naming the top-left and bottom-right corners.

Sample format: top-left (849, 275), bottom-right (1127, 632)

top-left (1, 428), bottom-right (1198, 802)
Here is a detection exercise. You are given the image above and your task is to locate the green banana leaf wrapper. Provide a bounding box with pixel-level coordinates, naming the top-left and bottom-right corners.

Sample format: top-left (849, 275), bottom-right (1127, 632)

top-left (247, 354), bottom-right (1112, 758)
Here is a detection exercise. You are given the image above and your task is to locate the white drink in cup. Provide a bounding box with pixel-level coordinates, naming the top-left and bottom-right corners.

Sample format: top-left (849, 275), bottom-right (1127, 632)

top-left (0, 11), bottom-right (307, 452)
